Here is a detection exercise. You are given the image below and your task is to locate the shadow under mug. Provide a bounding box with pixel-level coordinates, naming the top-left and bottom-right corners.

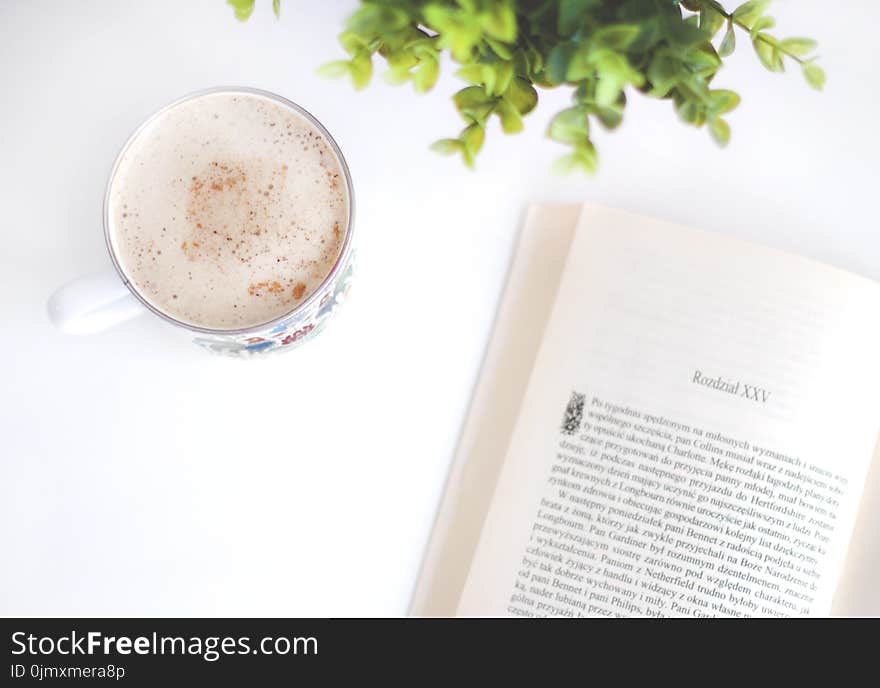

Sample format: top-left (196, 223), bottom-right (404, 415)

top-left (47, 86), bottom-right (355, 357)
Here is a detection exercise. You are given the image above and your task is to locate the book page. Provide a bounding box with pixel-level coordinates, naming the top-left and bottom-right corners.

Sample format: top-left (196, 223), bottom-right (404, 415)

top-left (457, 205), bottom-right (880, 617)
top-left (830, 438), bottom-right (880, 615)
top-left (410, 205), bottom-right (581, 616)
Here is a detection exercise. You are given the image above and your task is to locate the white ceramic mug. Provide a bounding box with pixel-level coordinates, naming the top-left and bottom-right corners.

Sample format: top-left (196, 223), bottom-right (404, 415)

top-left (47, 87), bottom-right (355, 357)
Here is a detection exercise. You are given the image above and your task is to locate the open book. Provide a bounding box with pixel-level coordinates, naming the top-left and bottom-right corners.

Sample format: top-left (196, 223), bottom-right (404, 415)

top-left (411, 204), bottom-right (880, 617)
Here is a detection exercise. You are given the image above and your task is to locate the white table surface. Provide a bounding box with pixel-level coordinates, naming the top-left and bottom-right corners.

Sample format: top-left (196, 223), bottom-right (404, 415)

top-left (1, 0), bottom-right (877, 616)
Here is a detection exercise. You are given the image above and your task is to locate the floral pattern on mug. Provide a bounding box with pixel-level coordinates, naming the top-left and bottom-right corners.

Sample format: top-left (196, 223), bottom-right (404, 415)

top-left (192, 251), bottom-right (355, 357)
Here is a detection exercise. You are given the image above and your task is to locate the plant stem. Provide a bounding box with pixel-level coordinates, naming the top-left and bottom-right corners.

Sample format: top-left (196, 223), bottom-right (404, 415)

top-left (703, 1), bottom-right (807, 64)
top-left (731, 18), bottom-right (806, 64)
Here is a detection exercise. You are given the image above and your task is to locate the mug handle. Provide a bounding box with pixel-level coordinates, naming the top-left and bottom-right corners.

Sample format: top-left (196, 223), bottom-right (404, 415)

top-left (47, 268), bottom-right (146, 334)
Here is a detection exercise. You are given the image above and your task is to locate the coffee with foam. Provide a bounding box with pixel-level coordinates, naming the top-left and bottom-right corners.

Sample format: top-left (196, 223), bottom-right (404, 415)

top-left (107, 91), bottom-right (349, 330)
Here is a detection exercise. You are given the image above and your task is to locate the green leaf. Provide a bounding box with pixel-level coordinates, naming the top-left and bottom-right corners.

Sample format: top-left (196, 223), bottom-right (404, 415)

top-left (453, 86), bottom-right (496, 124)
top-left (552, 143), bottom-right (598, 175)
top-left (676, 97), bottom-right (703, 126)
top-left (423, 4), bottom-right (456, 32)
top-left (452, 32), bottom-right (483, 62)
top-left (750, 16), bottom-right (775, 40)
top-left (338, 30), bottom-right (369, 57)
top-left (430, 138), bottom-right (462, 155)
top-left (272, 0), bottom-right (280, 19)
top-left (349, 52), bottom-right (373, 89)
top-left (384, 66), bottom-right (412, 86)
top-left (753, 35), bottom-right (784, 72)
top-left (424, 5), bottom-right (482, 62)
top-left (461, 124), bottom-right (485, 155)
top-left (781, 37), bottom-right (818, 58)
top-left (410, 40), bottom-right (439, 62)
top-left (594, 52), bottom-right (638, 106)
top-left (456, 64), bottom-right (485, 85)
top-left (348, 4), bottom-right (409, 34)
top-left (648, 53), bottom-right (679, 96)
top-left (385, 49), bottom-right (418, 71)
top-left (699, 7), bottom-right (726, 38)
top-left (732, 0), bottom-right (772, 26)
top-left (558, 0), bottom-right (600, 36)
top-left (226, 0), bottom-right (255, 22)
top-left (504, 78), bottom-right (538, 115)
top-left (413, 58), bottom-right (439, 93)
top-left (453, 85), bottom-right (493, 110)
top-left (496, 99), bottom-right (523, 133)
top-left (665, 15), bottom-right (708, 47)
top-left (593, 25), bottom-right (641, 50)
top-left (481, 2), bottom-right (517, 43)
top-left (802, 62), bottom-right (826, 90)
top-left (719, 23), bottom-right (736, 57)
top-left (484, 36), bottom-right (514, 60)
top-left (708, 89), bottom-right (740, 115)
top-left (524, 44), bottom-right (543, 76)
top-left (708, 116), bottom-right (731, 146)
top-left (593, 103), bottom-right (624, 130)
top-left (548, 107), bottom-right (589, 145)
top-left (686, 44), bottom-right (722, 77)
top-left (316, 60), bottom-right (350, 79)
top-left (566, 47), bottom-right (594, 82)
top-left (460, 124), bottom-right (485, 167)
top-left (573, 79), bottom-right (595, 103)
top-left (596, 75), bottom-right (623, 107)
top-left (546, 44), bottom-right (572, 85)
top-left (492, 61), bottom-right (515, 96)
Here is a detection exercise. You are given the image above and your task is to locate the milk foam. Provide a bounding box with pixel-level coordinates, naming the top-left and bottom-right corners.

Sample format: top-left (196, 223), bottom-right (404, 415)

top-left (108, 91), bottom-right (349, 330)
